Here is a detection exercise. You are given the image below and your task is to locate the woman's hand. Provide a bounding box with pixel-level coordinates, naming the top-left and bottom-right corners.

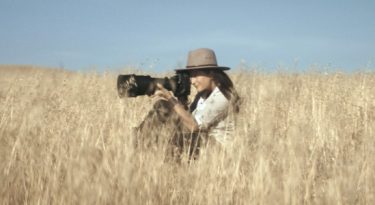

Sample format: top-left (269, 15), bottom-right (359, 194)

top-left (152, 83), bottom-right (175, 101)
top-left (153, 84), bottom-right (198, 132)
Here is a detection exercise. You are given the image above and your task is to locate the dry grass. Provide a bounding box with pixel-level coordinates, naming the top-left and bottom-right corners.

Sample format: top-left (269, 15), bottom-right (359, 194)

top-left (0, 65), bottom-right (374, 204)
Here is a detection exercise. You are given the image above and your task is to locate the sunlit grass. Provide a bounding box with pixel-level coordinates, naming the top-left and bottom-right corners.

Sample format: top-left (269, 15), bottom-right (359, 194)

top-left (0, 65), bottom-right (374, 204)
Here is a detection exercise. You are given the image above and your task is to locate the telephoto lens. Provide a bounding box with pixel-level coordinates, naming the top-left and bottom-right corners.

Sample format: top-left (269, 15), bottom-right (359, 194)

top-left (117, 75), bottom-right (154, 97)
top-left (117, 73), bottom-right (190, 98)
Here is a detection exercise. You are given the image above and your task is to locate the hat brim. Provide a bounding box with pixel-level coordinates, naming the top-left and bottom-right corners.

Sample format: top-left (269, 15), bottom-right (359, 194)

top-left (175, 66), bottom-right (230, 72)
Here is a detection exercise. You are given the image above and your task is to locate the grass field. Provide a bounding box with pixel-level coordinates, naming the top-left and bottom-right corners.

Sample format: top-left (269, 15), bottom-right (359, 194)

top-left (0, 65), bottom-right (374, 204)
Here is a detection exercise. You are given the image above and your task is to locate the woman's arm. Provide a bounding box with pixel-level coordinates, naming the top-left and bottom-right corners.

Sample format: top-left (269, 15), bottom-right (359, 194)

top-left (168, 97), bottom-right (199, 132)
top-left (153, 84), bottom-right (199, 132)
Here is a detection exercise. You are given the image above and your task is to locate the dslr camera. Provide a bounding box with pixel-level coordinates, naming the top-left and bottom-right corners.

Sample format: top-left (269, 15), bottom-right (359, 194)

top-left (117, 72), bottom-right (190, 99)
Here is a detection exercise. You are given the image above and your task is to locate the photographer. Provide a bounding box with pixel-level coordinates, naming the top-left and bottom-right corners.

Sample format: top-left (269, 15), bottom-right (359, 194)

top-left (153, 48), bottom-right (240, 147)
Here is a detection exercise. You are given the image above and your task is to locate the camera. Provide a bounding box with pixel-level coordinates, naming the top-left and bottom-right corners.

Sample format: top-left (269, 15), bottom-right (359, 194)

top-left (117, 72), bottom-right (190, 98)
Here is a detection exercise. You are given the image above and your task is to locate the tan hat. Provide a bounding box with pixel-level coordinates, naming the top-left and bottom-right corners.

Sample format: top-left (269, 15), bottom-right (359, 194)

top-left (175, 48), bottom-right (230, 72)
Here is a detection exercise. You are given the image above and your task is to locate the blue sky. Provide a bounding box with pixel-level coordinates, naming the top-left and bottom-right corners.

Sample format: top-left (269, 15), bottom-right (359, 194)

top-left (0, 0), bottom-right (374, 71)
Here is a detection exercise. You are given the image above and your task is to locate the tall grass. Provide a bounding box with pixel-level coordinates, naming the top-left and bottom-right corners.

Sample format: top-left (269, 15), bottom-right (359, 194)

top-left (0, 65), bottom-right (374, 204)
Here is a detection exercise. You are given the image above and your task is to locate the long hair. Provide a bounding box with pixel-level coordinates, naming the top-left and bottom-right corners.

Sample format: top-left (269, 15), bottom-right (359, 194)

top-left (189, 70), bottom-right (241, 113)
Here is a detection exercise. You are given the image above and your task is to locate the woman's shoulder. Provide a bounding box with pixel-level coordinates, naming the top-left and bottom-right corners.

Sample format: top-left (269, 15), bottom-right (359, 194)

top-left (210, 87), bottom-right (229, 101)
top-left (205, 87), bottom-right (230, 109)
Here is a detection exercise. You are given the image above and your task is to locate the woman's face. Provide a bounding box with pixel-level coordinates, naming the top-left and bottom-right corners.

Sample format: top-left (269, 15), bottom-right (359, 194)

top-left (189, 70), bottom-right (215, 93)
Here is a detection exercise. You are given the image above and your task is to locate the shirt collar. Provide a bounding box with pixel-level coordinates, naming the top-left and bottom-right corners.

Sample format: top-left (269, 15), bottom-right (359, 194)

top-left (201, 86), bottom-right (220, 100)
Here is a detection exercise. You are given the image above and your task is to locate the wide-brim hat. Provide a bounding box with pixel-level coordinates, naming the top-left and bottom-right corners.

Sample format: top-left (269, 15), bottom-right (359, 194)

top-left (175, 48), bottom-right (230, 72)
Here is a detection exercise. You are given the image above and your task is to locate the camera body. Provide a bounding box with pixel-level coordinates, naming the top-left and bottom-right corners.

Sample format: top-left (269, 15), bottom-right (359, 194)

top-left (117, 72), bottom-right (190, 98)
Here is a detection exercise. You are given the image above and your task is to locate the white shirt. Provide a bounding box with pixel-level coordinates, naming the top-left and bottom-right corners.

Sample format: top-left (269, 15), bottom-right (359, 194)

top-left (192, 87), bottom-right (234, 145)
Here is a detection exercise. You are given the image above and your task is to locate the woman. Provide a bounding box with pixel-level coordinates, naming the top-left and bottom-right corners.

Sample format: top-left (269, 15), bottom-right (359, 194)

top-left (153, 48), bottom-right (240, 148)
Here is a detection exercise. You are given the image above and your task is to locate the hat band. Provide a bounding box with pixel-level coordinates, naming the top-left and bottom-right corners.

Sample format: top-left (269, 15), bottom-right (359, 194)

top-left (186, 64), bottom-right (218, 68)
